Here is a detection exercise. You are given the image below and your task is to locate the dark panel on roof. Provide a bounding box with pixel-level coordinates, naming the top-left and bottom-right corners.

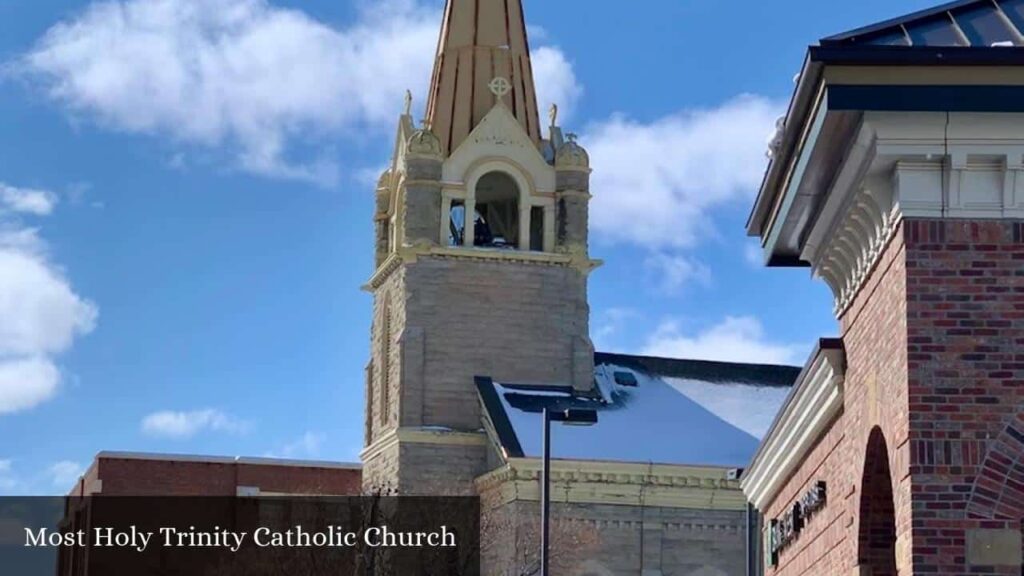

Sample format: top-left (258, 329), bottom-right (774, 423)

top-left (864, 29), bottom-right (912, 46)
top-left (909, 15), bottom-right (967, 46)
top-left (593, 352), bottom-right (800, 387)
top-left (822, 0), bottom-right (1024, 47)
top-left (1001, 0), bottom-right (1024, 31)
top-left (956, 3), bottom-right (1018, 45)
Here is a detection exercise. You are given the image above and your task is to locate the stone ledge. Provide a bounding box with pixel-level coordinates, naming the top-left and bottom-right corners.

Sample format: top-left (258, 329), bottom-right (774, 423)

top-left (477, 458), bottom-right (746, 510)
top-left (967, 528), bottom-right (1023, 567)
top-left (360, 427), bottom-right (488, 462)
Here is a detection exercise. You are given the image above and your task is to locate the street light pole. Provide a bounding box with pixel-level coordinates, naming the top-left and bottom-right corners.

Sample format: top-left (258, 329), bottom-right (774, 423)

top-left (540, 407), bottom-right (597, 576)
top-left (541, 407), bottom-right (551, 576)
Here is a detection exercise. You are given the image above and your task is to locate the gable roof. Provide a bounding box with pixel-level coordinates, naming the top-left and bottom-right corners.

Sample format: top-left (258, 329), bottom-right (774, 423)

top-left (822, 0), bottom-right (1024, 47)
top-left (476, 354), bottom-right (800, 468)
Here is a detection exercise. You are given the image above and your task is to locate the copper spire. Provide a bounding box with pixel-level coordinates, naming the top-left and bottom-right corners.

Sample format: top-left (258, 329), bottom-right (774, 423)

top-left (424, 0), bottom-right (542, 155)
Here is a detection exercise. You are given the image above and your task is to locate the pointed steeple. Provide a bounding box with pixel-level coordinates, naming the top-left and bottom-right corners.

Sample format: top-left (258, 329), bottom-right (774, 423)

top-left (424, 0), bottom-right (542, 156)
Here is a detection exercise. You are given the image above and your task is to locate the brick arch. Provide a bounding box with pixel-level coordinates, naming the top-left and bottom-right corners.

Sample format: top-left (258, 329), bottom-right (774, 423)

top-left (858, 426), bottom-right (898, 576)
top-left (967, 410), bottom-right (1024, 521)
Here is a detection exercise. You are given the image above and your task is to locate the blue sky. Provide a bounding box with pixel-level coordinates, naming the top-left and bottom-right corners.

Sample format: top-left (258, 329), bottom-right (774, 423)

top-left (0, 0), bottom-right (939, 494)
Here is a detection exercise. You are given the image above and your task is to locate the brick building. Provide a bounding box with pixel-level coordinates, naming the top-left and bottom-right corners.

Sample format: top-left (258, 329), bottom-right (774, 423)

top-left (56, 453), bottom-right (362, 576)
top-left (68, 451), bottom-right (363, 496)
top-left (742, 1), bottom-right (1024, 575)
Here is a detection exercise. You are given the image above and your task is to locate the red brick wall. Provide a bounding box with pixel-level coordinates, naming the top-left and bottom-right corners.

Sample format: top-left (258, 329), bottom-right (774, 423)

top-left (903, 219), bottom-right (1024, 575)
top-left (841, 220), bottom-right (914, 576)
top-left (764, 219), bottom-right (1024, 576)
top-left (71, 456), bottom-right (362, 497)
top-left (764, 221), bottom-right (912, 576)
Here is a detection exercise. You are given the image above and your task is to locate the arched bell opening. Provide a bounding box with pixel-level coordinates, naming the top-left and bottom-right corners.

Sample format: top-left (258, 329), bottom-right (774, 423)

top-left (473, 171), bottom-right (521, 249)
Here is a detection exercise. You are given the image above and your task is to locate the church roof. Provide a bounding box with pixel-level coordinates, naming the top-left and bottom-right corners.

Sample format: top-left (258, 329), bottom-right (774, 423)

top-left (424, 0), bottom-right (542, 155)
top-left (476, 354), bottom-right (800, 468)
top-left (822, 0), bottom-right (1024, 47)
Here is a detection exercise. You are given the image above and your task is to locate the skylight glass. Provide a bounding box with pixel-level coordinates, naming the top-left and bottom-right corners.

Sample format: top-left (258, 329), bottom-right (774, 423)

top-left (956, 4), bottom-right (1018, 46)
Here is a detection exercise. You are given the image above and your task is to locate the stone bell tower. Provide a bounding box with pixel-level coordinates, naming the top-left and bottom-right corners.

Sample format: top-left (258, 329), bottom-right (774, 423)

top-left (360, 0), bottom-right (599, 496)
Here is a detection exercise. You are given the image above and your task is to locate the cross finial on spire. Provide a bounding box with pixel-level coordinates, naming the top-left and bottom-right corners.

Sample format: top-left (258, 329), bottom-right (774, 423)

top-left (488, 77), bottom-right (512, 99)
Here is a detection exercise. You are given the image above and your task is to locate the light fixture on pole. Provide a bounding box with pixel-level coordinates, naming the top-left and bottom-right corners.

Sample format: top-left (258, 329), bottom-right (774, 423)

top-left (541, 407), bottom-right (598, 576)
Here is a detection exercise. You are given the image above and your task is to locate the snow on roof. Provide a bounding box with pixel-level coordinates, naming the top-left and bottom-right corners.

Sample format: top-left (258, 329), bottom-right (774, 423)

top-left (663, 377), bottom-right (791, 439)
top-left (477, 357), bottom-right (799, 468)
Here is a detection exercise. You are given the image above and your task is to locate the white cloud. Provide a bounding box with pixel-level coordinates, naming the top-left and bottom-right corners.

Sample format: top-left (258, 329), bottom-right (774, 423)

top-left (0, 249), bottom-right (97, 358)
top-left (592, 307), bottom-right (639, 351)
top-left (141, 408), bottom-right (248, 439)
top-left (19, 0), bottom-right (580, 185)
top-left (0, 358), bottom-right (61, 416)
top-left (266, 431), bottom-right (325, 459)
top-left (644, 253), bottom-right (710, 293)
top-left (585, 95), bottom-right (783, 250)
top-left (0, 184), bottom-right (96, 416)
top-left (0, 460), bottom-right (16, 492)
top-left (643, 316), bottom-right (804, 365)
top-left (532, 46), bottom-right (582, 124)
top-left (744, 242), bottom-right (765, 267)
top-left (48, 460), bottom-right (83, 487)
top-left (0, 185), bottom-right (57, 215)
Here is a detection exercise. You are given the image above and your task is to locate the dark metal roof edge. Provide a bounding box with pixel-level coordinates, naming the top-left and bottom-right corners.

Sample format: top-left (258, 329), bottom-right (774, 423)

top-left (766, 254), bottom-right (811, 267)
top-left (747, 56), bottom-right (823, 237)
top-left (810, 44), bottom-right (1024, 65)
top-left (497, 382), bottom-right (576, 394)
top-left (743, 338), bottom-right (845, 475)
top-left (474, 376), bottom-right (524, 458)
top-left (820, 0), bottom-right (983, 44)
top-left (594, 352), bottom-right (802, 387)
top-left (749, 43), bottom-right (1024, 244)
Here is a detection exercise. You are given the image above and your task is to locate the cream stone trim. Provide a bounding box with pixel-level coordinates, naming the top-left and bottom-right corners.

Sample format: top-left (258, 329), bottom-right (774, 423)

top-left (363, 253), bottom-right (403, 291)
top-left (444, 105), bottom-right (556, 193)
top-left (428, 246), bottom-right (573, 266)
top-left (364, 247), bottom-right (601, 293)
top-left (741, 349), bottom-right (845, 511)
top-left (802, 112), bottom-right (1024, 316)
top-left (557, 189), bottom-right (593, 200)
top-left (476, 458), bottom-right (747, 511)
top-left (360, 427), bottom-right (488, 462)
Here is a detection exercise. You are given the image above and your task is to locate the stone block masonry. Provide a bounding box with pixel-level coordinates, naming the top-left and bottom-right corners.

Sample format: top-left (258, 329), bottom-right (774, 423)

top-left (363, 254), bottom-right (593, 494)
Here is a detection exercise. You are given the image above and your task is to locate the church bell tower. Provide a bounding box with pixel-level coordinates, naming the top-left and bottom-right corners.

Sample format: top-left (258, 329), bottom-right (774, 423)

top-left (360, 0), bottom-right (599, 495)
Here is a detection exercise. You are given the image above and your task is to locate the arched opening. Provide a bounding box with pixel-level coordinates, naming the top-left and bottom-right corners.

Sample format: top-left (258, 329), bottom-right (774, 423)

top-left (473, 171), bottom-right (520, 249)
top-left (858, 427), bottom-right (898, 576)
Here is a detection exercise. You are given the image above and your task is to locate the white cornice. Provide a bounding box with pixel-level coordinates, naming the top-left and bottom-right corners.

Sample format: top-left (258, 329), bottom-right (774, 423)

top-left (741, 348), bottom-right (845, 511)
top-left (804, 112), bottom-right (1024, 317)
